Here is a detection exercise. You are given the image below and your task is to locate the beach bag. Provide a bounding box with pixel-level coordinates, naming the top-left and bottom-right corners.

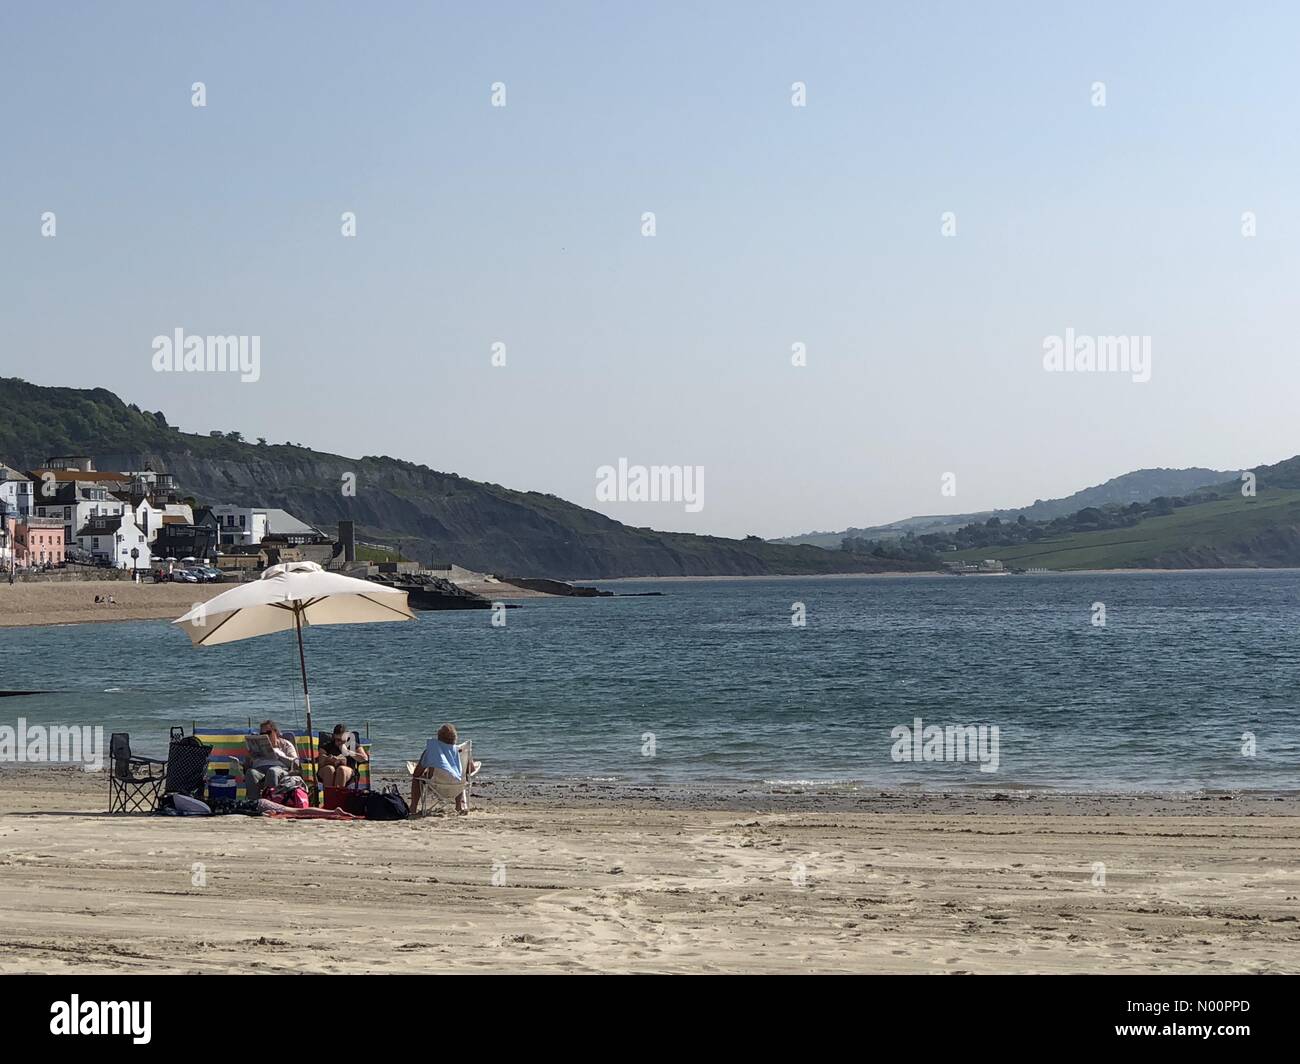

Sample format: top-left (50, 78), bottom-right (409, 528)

top-left (323, 786), bottom-right (369, 814)
top-left (364, 786), bottom-right (409, 821)
top-left (164, 730), bottom-right (213, 799)
top-left (156, 793), bottom-right (212, 816)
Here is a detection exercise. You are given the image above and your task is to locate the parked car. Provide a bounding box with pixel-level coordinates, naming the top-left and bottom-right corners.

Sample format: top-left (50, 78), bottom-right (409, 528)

top-left (172, 568), bottom-right (199, 583)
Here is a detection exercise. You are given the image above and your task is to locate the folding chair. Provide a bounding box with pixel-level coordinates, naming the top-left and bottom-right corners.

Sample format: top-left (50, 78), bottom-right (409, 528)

top-left (108, 733), bottom-right (167, 813)
top-left (406, 739), bottom-right (474, 816)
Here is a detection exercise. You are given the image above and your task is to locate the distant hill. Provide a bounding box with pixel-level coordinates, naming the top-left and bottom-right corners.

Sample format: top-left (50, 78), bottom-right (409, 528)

top-left (775, 467), bottom-right (1233, 549)
top-left (0, 378), bottom-right (920, 580)
top-left (954, 485), bottom-right (1300, 570)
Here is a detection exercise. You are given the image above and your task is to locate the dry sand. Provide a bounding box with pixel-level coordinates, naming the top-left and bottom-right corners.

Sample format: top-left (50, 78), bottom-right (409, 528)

top-left (0, 580), bottom-right (228, 628)
top-left (0, 578), bottom-right (552, 630)
top-left (1, 766), bottom-right (1297, 974)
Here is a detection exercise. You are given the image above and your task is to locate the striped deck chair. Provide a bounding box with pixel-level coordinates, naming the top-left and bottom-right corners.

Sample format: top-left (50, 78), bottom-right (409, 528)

top-left (292, 732), bottom-right (318, 794)
top-left (193, 725), bottom-right (255, 801)
top-left (317, 731), bottom-right (373, 791)
top-left (194, 725), bottom-right (311, 801)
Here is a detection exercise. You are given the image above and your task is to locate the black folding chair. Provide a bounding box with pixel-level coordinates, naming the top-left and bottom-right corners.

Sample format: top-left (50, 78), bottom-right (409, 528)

top-left (107, 733), bottom-right (166, 813)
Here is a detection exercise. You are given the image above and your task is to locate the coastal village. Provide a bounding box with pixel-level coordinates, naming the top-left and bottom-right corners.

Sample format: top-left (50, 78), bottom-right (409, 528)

top-left (0, 452), bottom-right (590, 606)
top-left (0, 453), bottom-right (331, 576)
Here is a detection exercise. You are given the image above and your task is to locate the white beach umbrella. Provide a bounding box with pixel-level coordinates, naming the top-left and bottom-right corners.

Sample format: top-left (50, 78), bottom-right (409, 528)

top-left (173, 561), bottom-right (415, 792)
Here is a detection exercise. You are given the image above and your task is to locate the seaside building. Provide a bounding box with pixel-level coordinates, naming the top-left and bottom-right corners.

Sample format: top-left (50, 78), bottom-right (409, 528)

top-left (32, 480), bottom-right (127, 546)
top-left (73, 511), bottom-right (152, 570)
top-left (208, 505), bottom-right (327, 547)
top-left (0, 513), bottom-right (13, 568)
top-left (122, 467), bottom-right (179, 496)
top-left (152, 520), bottom-right (220, 561)
top-left (41, 455), bottom-right (97, 472)
top-left (0, 464), bottom-right (34, 517)
top-left (14, 516), bottom-right (66, 566)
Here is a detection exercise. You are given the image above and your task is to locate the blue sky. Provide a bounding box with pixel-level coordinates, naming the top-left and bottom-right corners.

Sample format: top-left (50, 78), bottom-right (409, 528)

top-left (2, 1), bottom-right (1298, 537)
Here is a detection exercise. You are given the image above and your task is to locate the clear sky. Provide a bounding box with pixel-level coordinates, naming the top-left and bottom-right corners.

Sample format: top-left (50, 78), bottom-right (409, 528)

top-left (2, 2), bottom-right (1297, 538)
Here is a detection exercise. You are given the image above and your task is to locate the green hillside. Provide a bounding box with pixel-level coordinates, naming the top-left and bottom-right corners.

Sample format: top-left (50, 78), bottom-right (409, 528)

top-left (954, 489), bottom-right (1300, 570)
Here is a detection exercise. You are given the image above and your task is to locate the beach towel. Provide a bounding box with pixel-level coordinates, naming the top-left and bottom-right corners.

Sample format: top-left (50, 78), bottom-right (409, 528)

top-left (257, 798), bottom-right (361, 820)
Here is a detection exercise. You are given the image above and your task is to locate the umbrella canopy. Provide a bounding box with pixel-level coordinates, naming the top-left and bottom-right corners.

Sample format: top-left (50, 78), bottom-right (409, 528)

top-left (173, 560), bottom-right (414, 646)
top-left (173, 561), bottom-right (415, 796)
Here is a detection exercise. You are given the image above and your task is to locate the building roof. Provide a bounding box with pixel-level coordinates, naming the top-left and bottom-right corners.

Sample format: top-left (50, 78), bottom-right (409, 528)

top-left (75, 516), bottom-right (125, 537)
top-left (0, 464), bottom-right (28, 482)
top-left (28, 468), bottom-right (131, 484)
top-left (263, 509), bottom-right (325, 538)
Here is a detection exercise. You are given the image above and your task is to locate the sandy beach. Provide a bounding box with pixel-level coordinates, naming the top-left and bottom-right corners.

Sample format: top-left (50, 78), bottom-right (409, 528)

top-left (0, 580), bottom-right (229, 629)
top-left (0, 578), bottom-right (549, 630)
top-left (1, 766), bottom-right (1297, 974)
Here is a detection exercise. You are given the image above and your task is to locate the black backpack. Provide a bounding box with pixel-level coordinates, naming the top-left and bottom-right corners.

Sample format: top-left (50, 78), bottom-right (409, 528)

top-left (364, 786), bottom-right (409, 821)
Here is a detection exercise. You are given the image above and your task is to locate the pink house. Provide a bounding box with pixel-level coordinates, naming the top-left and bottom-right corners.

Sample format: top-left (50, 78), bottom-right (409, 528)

top-left (15, 516), bottom-right (65, 566)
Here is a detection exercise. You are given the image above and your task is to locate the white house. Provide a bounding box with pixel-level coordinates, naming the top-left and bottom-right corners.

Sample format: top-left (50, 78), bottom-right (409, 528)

top-left (209, 505), bottom-right (269, 546)
top-left (0, 465), bottom-right (33, 516)
top-left (33, 481), bottom-right (125, 545)
top-left (129, 498), bottom-right (161, 544)
top-left (0, 465), bottom-right (34, 518)
top-left (75, 511), bottom-right (153, 570)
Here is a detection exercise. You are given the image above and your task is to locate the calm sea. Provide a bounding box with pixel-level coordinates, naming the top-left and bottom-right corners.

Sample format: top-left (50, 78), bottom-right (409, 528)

top-left (2, 571), bottom-right (1298, 793)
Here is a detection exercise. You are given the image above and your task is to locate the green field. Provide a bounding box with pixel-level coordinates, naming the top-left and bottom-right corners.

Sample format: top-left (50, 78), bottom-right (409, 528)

top-left (953, 489), bottom-right (1300, 570)
top-left (355, 544), bottom-right (410, 563)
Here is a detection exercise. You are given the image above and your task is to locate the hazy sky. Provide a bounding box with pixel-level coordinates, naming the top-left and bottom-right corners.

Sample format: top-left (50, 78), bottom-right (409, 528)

top-left (2, 2), bottom-right (1298, 538)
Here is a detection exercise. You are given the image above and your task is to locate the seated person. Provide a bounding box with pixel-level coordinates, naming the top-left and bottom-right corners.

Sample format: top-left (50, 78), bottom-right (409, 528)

top-left (319, 723), bottom-right (368, 789)
top-left (245, 719), bottom-right (298, 796)
top-left (410, 723), bottom-right (480, 814)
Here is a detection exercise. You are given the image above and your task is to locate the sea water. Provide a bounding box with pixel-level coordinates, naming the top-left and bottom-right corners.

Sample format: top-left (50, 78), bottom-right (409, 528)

top-left (2, 571), bottom-right (1298, 793)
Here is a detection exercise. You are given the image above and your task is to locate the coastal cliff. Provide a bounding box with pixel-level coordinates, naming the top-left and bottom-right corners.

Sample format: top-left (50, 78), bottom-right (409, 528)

top-left (0, 379), bottom-right (919, 580)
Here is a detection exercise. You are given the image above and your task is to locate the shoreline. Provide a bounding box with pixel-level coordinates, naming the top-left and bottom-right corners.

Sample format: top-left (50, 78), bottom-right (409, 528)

top-left (0, 578), bottom-right (543, 630)
top-left (2, 765), bottom-right (1297, 973)
top-left (6, 764), bottom-right (1300, 816)
top-left (589, 566), bottom-right (1300, 583)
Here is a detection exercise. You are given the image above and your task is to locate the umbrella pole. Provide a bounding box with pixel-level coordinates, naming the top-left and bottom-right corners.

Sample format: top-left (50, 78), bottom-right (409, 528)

top-left (294, 607), bottom-right (317, 803)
